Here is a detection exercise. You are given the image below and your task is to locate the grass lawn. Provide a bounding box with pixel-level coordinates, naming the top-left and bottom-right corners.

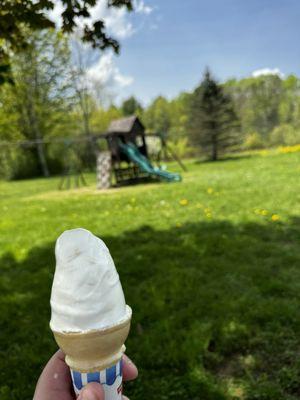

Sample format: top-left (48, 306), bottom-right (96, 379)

top-left (0, 151), bottom-right (300, 400)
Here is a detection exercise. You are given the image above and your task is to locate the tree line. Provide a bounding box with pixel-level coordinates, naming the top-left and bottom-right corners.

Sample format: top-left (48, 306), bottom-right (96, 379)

top-left (0, 29), bottom-right (300, 179)
top-left (141, 71), bottom-right (300, 156)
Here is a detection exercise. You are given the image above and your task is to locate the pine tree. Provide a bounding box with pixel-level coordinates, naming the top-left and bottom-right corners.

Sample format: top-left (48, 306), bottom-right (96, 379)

top-left (122, 96), bottom-right (143, 116)
top-left (189, 69), bottom-right (240, 161)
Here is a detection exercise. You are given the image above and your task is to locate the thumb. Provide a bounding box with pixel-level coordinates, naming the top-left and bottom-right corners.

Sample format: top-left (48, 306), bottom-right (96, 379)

top-left (78, 382), bottom-right (105, 400)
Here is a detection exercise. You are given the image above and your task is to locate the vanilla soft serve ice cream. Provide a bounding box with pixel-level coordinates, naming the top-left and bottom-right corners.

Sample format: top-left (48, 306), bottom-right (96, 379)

top-left (49, 228), bottom-right (132, 400)
top-left (50, 228), bottom-right (130, 333)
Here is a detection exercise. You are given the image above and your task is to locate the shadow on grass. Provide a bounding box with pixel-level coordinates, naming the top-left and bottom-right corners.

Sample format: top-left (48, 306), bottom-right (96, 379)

top-left (1, 218), bottom-right (300, 400)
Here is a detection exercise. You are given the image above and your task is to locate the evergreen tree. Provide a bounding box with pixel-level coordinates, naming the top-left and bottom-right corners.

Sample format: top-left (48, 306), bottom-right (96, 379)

top-left (189, 69), bottom-right (240, 161)
top-left (122, 96), bottom-right (143, 116)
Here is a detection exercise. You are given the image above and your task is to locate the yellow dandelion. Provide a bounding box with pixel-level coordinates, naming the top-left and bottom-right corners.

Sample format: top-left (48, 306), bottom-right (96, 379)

top-left (179, 199), bottom-right (188, 206)
top-left (271, 214), bottom-right (280, 221)
top-left (261, 209), bottom-right (268, 216)
top-left (207, 187), bottom-right (214, 194)
top-left (279, 144), bottom-right (300, 154)
top-left (206, 213), bottom-right (212, 218)
top-left (204, 207), bottom-right (211, 213)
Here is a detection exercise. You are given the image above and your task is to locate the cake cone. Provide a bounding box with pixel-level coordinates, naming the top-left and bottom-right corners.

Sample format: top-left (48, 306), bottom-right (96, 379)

top-left (50, 229), bottom-right (133, 399)
top-left (53, 307), bottom-right (131, 372)
top-left (52, 306), bottom-right (132, 398)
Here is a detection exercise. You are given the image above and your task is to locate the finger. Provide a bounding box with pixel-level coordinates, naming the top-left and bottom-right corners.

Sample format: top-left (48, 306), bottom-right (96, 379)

top-left (122, 396), bottom-right (130, 400)
top-left (33, 349), bottom-right (73, 400)
top-left (78, 382), bottom-right (104, 400)
top-left (122, 355), bottom-right (138, 382)
top-left (56, 349), bottom-right (66, 362)
top-left (45, 350), bottom-right (72, 390)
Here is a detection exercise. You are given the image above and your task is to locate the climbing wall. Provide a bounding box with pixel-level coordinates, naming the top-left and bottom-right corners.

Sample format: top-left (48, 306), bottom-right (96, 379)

top-left (97, 151), bottom-right (112, 189)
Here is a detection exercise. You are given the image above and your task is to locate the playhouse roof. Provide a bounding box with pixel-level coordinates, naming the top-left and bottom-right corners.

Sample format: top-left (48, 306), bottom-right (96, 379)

top-left (107, 116), bottom-right (144, 133)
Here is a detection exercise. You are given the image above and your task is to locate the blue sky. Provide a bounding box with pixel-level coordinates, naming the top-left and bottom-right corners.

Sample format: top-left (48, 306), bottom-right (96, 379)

top-left (108, 0), bottom-right (300, 104)
top-left (50, 0), bottom-right (299, 105)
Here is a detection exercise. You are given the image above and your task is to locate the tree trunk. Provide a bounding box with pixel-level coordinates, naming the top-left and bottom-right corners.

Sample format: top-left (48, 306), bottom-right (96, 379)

top-left (83, 111), bottom-right (95, 169)
top-left (29, 106), bottom-right (50, 177)
top-left (27, 92), bottom-right (50, 177)
top-left (212, 138), bottom-right (218, 161)
top-left (26, 63), bottom-right (50, 177)
top-left (36, 140), bottom-right (50, 177)
top-left (82, 109), bottom-right (91, 138)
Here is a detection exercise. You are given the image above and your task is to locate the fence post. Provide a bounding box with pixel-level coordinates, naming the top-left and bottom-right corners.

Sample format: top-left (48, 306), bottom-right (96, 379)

top-left (97, 152), bottom-right (112, 189)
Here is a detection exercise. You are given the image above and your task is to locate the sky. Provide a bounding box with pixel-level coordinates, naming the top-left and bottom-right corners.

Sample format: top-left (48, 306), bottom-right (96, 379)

top-left (50, 0), bottom-right (300, 105)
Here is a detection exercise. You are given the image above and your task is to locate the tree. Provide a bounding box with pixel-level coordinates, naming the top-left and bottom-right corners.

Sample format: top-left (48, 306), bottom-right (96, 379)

top-left (269, 124), bottom-right (300, 146)
top-left (122, 96), bottom-right (143, 116)
top-left (3, 29), bottom-right (75, 177)
top-left (188, 69), bottom-right (240, 161)
top-left (0, 0), bottom-right (133, 83)
top-left (279, 75), bottom-right (300, 127)
top-left (225, 74), bottom-right (284, 140)
top-left (71, 40), bottom-right (100, 139)
top-left (142, 96), bottom-right (171, 133)
top-left (168, 92), bottom-right (191, 140)
top-left (91, 105), bottom-right (123, 132)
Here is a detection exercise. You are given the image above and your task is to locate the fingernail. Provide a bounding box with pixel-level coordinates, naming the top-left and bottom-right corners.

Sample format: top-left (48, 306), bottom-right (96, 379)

top-left (122, 396), bottom-right (130, 400)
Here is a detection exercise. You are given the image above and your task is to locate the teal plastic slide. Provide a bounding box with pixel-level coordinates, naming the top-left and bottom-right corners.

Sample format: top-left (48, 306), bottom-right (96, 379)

top-left (119, 142), bottom-right (181, 182)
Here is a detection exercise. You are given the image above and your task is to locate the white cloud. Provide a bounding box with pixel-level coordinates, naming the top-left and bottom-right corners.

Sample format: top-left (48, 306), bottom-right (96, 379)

top-left (134, 0), bottom-right (153, 15)
top-left (48, 0), bottom-right (152, 102)
top-left (252, 68), bottom-right (284, 79)
top-left (89, 1), bottom-right (134, 39)
top-left (49, 0), bottom-right (153, 40)
top-left (87, 52), bottom-right (133, 88)
top-left (82, 52), bottom-right (133, 105)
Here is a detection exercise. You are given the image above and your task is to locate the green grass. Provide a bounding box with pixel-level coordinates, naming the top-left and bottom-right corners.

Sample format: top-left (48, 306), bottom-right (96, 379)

top-left (1, 152), bottom-right (300, 400)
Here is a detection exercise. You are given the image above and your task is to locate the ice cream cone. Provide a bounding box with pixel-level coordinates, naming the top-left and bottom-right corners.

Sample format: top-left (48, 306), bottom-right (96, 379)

top-left (52, 306), bottom-right (132, 373)
top-left (49, 229), bottom-right (134, 399)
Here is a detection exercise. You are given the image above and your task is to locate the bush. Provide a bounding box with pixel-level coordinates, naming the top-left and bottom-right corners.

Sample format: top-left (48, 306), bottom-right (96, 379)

top-left (244, 132), bottom-right (265, 149)
top-left (269, 124), bottom-right (300, 146)
top-left (0, 141), bottom-right (88, 180)
top-left (0, 147), bottom-right (39, 180)
top-left (168, 138), bottom-right (193, 158)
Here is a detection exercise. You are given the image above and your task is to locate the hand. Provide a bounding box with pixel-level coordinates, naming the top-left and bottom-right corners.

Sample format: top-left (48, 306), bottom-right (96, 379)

top-left (33, 350), bottom-right (138, 400)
